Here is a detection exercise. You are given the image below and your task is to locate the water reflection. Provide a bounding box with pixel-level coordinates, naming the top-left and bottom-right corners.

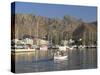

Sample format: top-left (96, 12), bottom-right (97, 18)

top-left (12, 48), bottom-right (97, 73)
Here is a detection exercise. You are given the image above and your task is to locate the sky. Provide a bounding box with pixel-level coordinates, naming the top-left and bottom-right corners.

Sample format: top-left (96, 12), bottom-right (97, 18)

top-left (13, 2), bottom-right (97, 22)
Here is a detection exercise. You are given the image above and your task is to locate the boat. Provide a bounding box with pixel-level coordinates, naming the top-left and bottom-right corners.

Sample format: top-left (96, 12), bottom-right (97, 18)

top-left (40, 45), bottom-right (48, 51)
top-left (54, 55), bottom-right (68, 60)
top-left (58, 46), bottom-right (67, 51)
top-left (54, 50), bottom-right (68, 61)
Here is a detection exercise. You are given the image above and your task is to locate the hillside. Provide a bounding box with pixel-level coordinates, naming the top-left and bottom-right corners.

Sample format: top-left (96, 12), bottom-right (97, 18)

top-left (11, 14), bottom-right (97, 44)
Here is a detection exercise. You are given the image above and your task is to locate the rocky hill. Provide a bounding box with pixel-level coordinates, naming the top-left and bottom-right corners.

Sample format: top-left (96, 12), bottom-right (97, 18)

top-left (11, 14), bottom-right (97, 44)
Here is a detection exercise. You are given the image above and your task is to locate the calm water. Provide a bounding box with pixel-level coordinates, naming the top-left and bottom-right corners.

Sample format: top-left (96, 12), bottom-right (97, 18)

top-left (12, 48), bottom-right (97, 73)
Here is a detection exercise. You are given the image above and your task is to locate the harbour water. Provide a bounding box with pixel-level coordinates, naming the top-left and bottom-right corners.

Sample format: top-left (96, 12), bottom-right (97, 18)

top-left (11, 48), bottom-right (97, 73)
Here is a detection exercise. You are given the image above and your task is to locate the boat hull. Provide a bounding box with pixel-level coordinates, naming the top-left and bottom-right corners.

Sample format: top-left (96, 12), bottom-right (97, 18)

top-left (54, 56), bottom-right (68, 60)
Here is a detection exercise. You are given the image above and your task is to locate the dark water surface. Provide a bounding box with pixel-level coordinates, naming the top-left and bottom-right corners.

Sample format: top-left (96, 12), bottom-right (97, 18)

top-left (12, 48), bottom-right (97, 73)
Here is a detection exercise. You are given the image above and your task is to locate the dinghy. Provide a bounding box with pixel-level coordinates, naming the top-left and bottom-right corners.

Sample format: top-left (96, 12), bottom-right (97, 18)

top-left (54, 55), bottom-right (68, 60)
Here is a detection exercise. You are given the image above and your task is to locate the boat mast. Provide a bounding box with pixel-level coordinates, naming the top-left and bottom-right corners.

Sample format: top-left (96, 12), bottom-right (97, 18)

top-left (36, 17), bottom-right (39, 46)
top-left (16, 27), bottom-right (19, 39)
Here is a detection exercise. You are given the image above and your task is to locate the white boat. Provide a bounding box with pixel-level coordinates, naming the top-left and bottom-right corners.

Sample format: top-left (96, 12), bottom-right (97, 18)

top-left (68, 47), bottom-right (74, 50)
top-left (58, 46), bottom-right (67, 51)
top-left (54, 55), bottom-right (68, 60)
top-left (40, 45), bottom-right (48, 51)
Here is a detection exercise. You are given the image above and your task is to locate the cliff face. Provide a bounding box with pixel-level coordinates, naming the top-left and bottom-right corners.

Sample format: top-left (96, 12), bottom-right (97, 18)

top-left (12, 14), bottom-right (97, 42)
